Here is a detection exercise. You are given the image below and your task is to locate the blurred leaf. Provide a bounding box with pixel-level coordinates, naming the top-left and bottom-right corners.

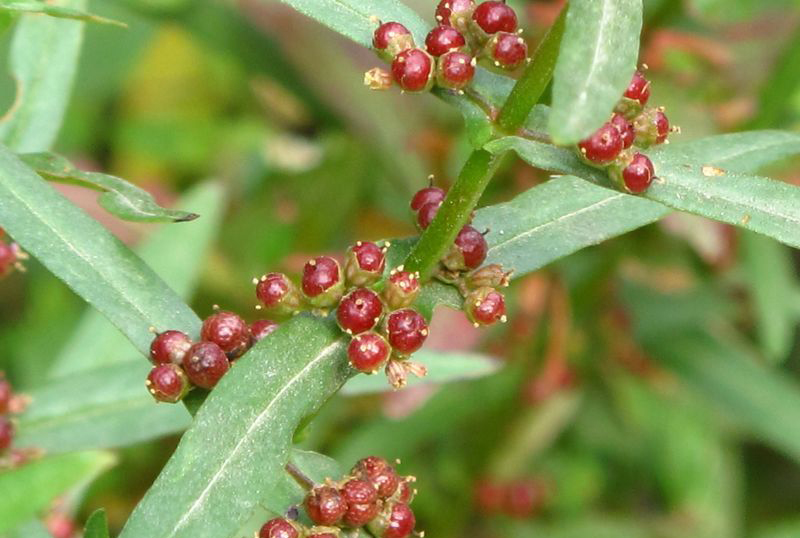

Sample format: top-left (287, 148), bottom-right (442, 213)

top-left (340, 349), bottom-right (499, 395)
top-left (21, 152), bottom-right (199, 223)
top-left (508, 517), bottom-right (653, 538)
top-left (83, 510), bottom-right (110, 538)
top-left (753, 518), bottom-right (800, 538)
top-left (747, 25), bottom-right (800, 129)
top-left (0, 146), bottom-right (199, 357)
top-left (0, 2), bottom-right (125, 26)
top-left (0, 0), bottom-right (86, 151)
top-left (0, 451), bottom-right (115, 533)
top-left (2, 520), bottom-right (51, 538)
top-left (49, 181), bottom-right (223, 377)
top-left (548, 0), bottom-right (643, 144)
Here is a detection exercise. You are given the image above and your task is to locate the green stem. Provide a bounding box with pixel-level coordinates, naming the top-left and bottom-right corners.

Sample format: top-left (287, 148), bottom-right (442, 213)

top-left (496, 5), bottom-right (568, 134)
top-left (403, 150), bottom-right (497, 281)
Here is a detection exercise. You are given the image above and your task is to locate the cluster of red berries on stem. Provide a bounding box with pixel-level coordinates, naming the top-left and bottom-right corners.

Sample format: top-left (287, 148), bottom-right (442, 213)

top-left (259, 457), bottom-right (419, 538)
top-left (576, 69), bottom-right (678, 194)
top-left (475, 477), bottom-right (548, 518)
top-left (366, 0), bottom-right (528, 94)
top-left (0, 228), bottom-right (27, 280)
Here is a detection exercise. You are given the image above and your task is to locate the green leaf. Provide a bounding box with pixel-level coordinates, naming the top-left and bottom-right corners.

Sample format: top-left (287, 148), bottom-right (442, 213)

top-left (0, 451), bottom-right (115, 533)
top-left (747, 25), bottom-right (800, 129)
top-left (0, 2), bottom-right (125, 26)
top-left (548, 0), bottom-right (643, 144)
top-left (2, 519), bottom-right (52, 538)
top-left (340, 349), bottom-right (499, 395)
top-left (0, 146), bottom-right (200, 357)
top-left (83, 510), bottom-right (110, 538)
top-left (0, 0), bottom-right (86, 151)
top-left (508, 517), bottom-right (653, 538)
top-left (49, 181), bottom-right (223, 377)
top-left (118, 316), bottom-right (352, 538)
top-left (14, 361), bottom-right (191, 454)
top-left (21, 152), bottom-right (199, 223)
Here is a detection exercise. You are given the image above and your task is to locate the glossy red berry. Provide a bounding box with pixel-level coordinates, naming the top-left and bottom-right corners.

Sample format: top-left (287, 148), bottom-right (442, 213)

top-left (259, 518), bottom-right (299, 538)
top-left (345, 241), bottom-right (386, 287)
top-left (654, 110), bottom-right (670, 143)
top-left (337, 288), bottom-right (384, 334)
top-left (348, 332), bottom-right (392, 373)
top-left (394, 479), bottom-right (415, 503)
top-left (0, 415), bottom-right (13, 452)
top-left (436, 0), bottom-right (476, 27)
top-left (386, 309), bottom-right (428, 355)
top-left (255, 272), bottom-right (302, 317)
top-left (621, 153), bottom-right (655, 194)
top-left (475, 479), bottom-right (504, 513)
top-left (444, 225), bottom-right (488, 271)
top-left (437, 51), bottom-right (475, 90)
top-left (487, 32), bottom-right (527, 70)
top-left (146, 364), bottom-right (190, 403)
top-left (465, 287), bottom-right (506, 326)
top-left (149, 330), bottom-right (192, 365)
top-left (633, 108), bottom-right (671, 147)
top-left (504, 479), bottom-right (544, 518)
top-left (624, 70), bottom-right (650, 105)
top-left (416, 201), bottom-right (441, 230)
top-left (251, 319), bottom-right (279, 342)
top-left (410, 186), bottom-right (445, 211)
top-left (302, 256), bottom-right (344, 308)
top-left (182, 341), bottom-right (229, 389)
top-left (392, 48), bottom-right (434, 93)
top-left (0, 241), bottom-right (19, 277)
top-left (0, 377), bottom-right (11, 414)
top-left (45, 513), bottom-right (76, 538)
top-left (352, 457), bottom-right (400, 499)
top-left (201, 311), bottom-right (251, 359)
top-left (373, 22), bottom-right (412, 51)
top-left (611, 113), bottom-right (635, 149)
top-left (341, 479), bottom-right (381, 527)
top-left (305, 486), bottom-right (348, 526)
top-left (372, 503), bottom-right (416, 538)
top-left (578, 122), bottom-right (624, 164)
top-left (472, 1), bottom-right (517, 34)
top-left (425, 25), bottom-right (466, 56)
top-left (383, 268), bottom-right (420, 310)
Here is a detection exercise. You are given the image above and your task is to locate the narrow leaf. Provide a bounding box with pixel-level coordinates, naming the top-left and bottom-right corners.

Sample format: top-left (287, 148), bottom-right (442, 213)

top-left (0, 2), bottom-right (125, 26)
top-left (83, 510), bottom-right (110, 538)
top-left (4, 520), bottom-right (52, 538)
top-left (549, 0), bottom-right (643, 144)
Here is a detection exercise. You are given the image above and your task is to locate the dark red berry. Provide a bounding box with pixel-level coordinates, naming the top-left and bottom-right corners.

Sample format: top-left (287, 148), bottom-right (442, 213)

top-left (472, 1), bottom-right (517, 34)
top-left (386, 309), bottom-right (428, 355)
top-left (383, 503), bottom-right (416, 538)
top-left (394, 480), bottom-right (415, 503)
top-left (343, 501), bottom-right (381, 528)
top-left (0, 415), bottom-right (13, 453)
top-left (348, 332), bottom-right (392, 373)
top-left (416, 201), bottom-right (441, 230)
top-left (373, 22), bottom-right (411, 50)
top-left (201, 311), bottom-right (251, 359)
top-left (146, 364), bottom-right (190, 403)
top-left (622, 153), bottom-right (655, 194)
top-left (45, 513), bottom-right (76, 538)
top-left (410, 186), bottom-right (445, 211)
top-left (353, 457), bottom-right (400, 499)
top-left (504, 479), bottom-right (544, 518)
top-left (465, 287), bottom-right (506, 326)
top-left (0, 242), bottom-right (17, 277)
top-left (624, 70), bottom-right (650, 105)
top-left (487, 32), bottom-right (527, 70)
top-left (578, 122), bottom-right (624, 164)
top-left (436, 0), bottom-right (475, 26)
top-left (251, 319), bottom-right (279, 342)
top-left (305, 486), bottom-right (348, 526)
top-left (475, 479), bottom-right (504, 513)
top-left (259, 518), bottom-right (299, 538)
top-left (302, 256), bottom-right (344, 308)
top-left (437, 51), bottom-right (475, 90)
top-left (149, 330), bottom-right (192, 365)
top-left (342, 479), bottom-right (378, 504)
top-left (383, 268), bottom-right (420, 310)
top-left (654, 110), bottom-right (670, 143)
top-left (443, 225), bottom-right (488, 271)
top-left (611, 113), bottom-right (635, 149)
top-left (0, 377), bottom-right (11, 414)
top-left (392, 48), bottom-right (434, 93)
top-left (345, 241), bottom-right (386, 287)
top-left (425, 25), bottom-right (466, 56)
top-left (337, 288), bottom-right (384, 334)
top-left (182, 341), bottom-right (230, 389)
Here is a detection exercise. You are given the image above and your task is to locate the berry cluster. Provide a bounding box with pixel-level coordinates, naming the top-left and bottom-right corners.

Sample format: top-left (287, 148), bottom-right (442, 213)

top-left (259, 457), bottom-right (418, 538)
top-left (0, 228), bottom-right (27, 280)
top-left (412, 181), bottom-right (510, 328)
top-left (475, 477), bottom-right (547, 519)
top-left (366, 0), bottom-right (528, 94)
top-left (576, 69), bottom-right (677, 194)
top-left (146, 312), bottom-right (279, 403)
top-left (0, 373), bottom-right (15, 457)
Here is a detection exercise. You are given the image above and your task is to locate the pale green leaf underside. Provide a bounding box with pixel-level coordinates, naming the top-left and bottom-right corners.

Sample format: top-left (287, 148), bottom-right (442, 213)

top-left (0, 2), bottom-right (125, 26)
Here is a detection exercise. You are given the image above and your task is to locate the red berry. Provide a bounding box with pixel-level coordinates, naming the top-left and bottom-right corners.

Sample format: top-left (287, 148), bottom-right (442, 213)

top-left (475, 479), bottom-right (504, 513)
top-left (182, 342), bottom-right (229, 389)
top-left (444, 225), bottom-right (488, 271)
top-left (465, 287), bottom-right (506, 326)
top-left (352, 457), bottom-right (400, 499)
top-left (611, 113), bottom-right (635, 149)
top-left (146, 364), bottom-right (190, 403)
top-left (342, 479), bottom-right (378, 504)
top-left (385, 309), bottom-right (428, 355)
top-left (472, 1), bottom-right (517, 34)
top-left (149, 330), bottom-right (192, 365)
top-left (425, 25), bottom-right (466, 56)
top-left (624, 70), bottom-right (650, 105)
top-left (416, 201), bottom-right (441, 230)
top-left (337, 288), bottom-right (384, 334)
top-left (383, 503), bottom-right (416, 538)
top-left (251, 319), bottom-right (279, 342)
top-left (622, 153), bottom-right (655, 194)
top-left (436, 0), bottom-right (475, 26)
top-left (383, 268), bottom-right (420, 310)
top-left (392, 48), bottom-right (434, 93)
top-left (654, 110), bottom-right (670, 143)
top-left (437, 51), bottom-right (475, 90)
top-left (345, 241), bottom-right (386, 287)
top-left (0, 242), bottom-right (17, 277)
top-left (0, 377), bottom-right (11, 414)
top-left (259, 518), bottom-right (299, 538)
top-left (373, 22), bottom-right (411, 50)
top-left (201, 311), bottom-right (251, 359)
top-left (578, 122), bottom-right (623, 164)
top-left (45, 513), bottom-right (76, 538)
top-left (410, 186), bottom-right (445, 211)
top-left (348, 332), bottom-right (392, 373)
top-left (504, 479), bottom-right (544, 518)
top-left (0, 415), bottom-right (13, 453)
top-left (305, 486), bottom-right (348, 526)
top-left (302, 256), bottom-right (344, 308)
top-left (394, 480), bottom-right (415, 503)
top-left (487, 32), bottom-right (527, 70)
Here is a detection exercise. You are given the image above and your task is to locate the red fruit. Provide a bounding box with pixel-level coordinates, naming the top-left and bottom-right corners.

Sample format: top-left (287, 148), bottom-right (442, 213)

top-left (395, 480), bottom-right (415, 503)
top-left (610, 113), bottom-right (635, 149)
top-left (348, 332), bottom-right (392, 373)
top-left (436, 0), bottom-right (476, 26)
top-left (472, 1), bottom-right (517, 34)
top-left (578, 122), bottom-right (624, 164)
top-left (0, 377), bottom-right (11, 414)
top-left (373, 22), bottom-right (411, 50)
top-left (475, 479), bottom-right (504, 513)
top-left (383, 269), bottom-right (420, 310)
top-left (0, 415), bottom-right (13, 453)
top-left (437, 51), bottom-right (475, 90)
top-left (182, 342), bottom-right (230, 389)
top-left (149, 330), bottom-right (193, 365)
top-left (654, 110), bottom-right (670, 143)
top-left (201, 311), bottom-right (251, 359)
top-left (302, 256), bottom-right (344, 307)
top-left (255, 272), bottom-right (301, 316)
top-left (259, 518), bottom-right (299, 538)
top-left (352, 457), bottom-right (400, 499)
top-left (410, 186), bottom-right (445, 211)
top-left (146, 364), bottom-right (190, 403)
top-left (622, 153), bottom-right (655, 194)
top-left (465, 287), bottom-right (506, 326)
top-left (504, 479), bottom-right (544, 518)
top-left (305, 486), bottom-right (348, 526)
top-left (383, 503), bottom-right (416, 538)
top-left (487, 32), bottom-right (527, 70)
top-left (342, 479), bottom-right (378, 504)
top-left (345, 241), bottom-right (386, 287)
top-left (624, 70), bottom-right (650, 105)
top-left (251, 319), bottom-right (279, 342)
top-left (392, 48), bottom-right (434, 92)
top-left (0, 242), bottom-right (17, 277)
top-left (425, 25), bottom-right (466, 56)
top-left (337, 288), bottom-right (384, 334)
top-left (385, 309), bottom-right (428, 355)
top-left (416, 202), bottom-right (441, 230)
top-left (45, 513), bottom-right (76, 538)
top-left (444, 225), bottom-right (488, 271)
